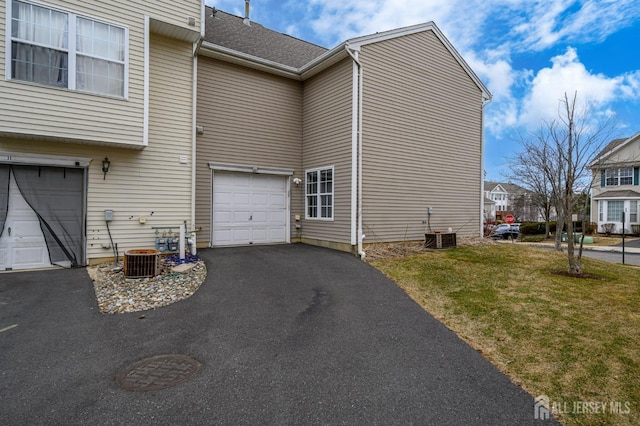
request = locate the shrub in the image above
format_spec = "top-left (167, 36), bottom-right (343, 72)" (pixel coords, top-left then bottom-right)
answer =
top-left (584, 222), bottom-right (598, 235)
top-left (519, 221), bottom-right (556, 236)
top-left (521, 236), bottom-right (545, 242)
top-left (602, 223), bottom-right (616, 236)
top-left (519, 222), bottom-right (544, 236)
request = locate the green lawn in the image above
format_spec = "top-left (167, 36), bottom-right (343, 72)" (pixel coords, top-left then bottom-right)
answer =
top-left (370, 244), bottom-right (640, 426)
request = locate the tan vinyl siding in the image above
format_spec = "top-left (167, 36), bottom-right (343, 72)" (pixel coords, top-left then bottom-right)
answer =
top-left (0, 0), bottom-right (200, 147)
top-left (302, 58), bottom-right (353, 245)
top-left (359, 30), bottom-right (483, 242)
top-left (196, 58), bottom-right (303, 244)
top-left (0, 34), bottom-right (195, 261)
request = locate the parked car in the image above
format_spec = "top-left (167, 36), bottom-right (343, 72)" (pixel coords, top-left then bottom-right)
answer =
top-left (491, 223), bottom-right (520, 240)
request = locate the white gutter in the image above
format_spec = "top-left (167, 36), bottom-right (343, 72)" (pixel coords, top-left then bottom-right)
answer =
top-left (345, 44), bottom-right (365, 259)
top-left (199, 40), bottom-right (349, 81)
top-left (200, 41), bottom-right (300, 79)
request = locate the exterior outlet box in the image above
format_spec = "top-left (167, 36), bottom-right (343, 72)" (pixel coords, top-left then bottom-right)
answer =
top-left (295, 215), bottom-right (301, 221)
top-left (104, 210), bottom-right (113, 221)
top-left (179, 155), bottom-right (188, 164)
top-left (139, 216), bottom-right (146, 224)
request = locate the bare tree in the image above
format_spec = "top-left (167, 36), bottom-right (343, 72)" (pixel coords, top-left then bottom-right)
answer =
top-left (512, 92), bottom-right (615, 275)
top-left (507, 143), bottom-right (556, 239)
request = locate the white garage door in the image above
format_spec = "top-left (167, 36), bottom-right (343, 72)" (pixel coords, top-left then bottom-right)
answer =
top-left (0, 173), bottom-right (52, 270)
top-left (0, 165), bottom-right (85, 271)
top-left (212, 172), bottom-right (288, 246)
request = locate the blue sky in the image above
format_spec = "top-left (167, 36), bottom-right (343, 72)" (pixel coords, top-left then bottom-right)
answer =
top-left (206, 0), bottom-right (640, 181)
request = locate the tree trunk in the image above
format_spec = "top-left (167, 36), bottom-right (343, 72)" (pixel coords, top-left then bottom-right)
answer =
top-left (566, 219), bottom-right (582, 274)
top-left (555, 216), bottom-right (564, 251)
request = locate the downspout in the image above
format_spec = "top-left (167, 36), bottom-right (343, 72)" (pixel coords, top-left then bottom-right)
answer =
top-left (345, 44), bottom-right (365, 259)
top-left (191, 54), bottom-right (198, 232)
top-left (143, 17), bottom-right (150, 146)
top-left (480, 96), bottom-right (492, 237)
top-left (191, 9), bottom-right (204, 234)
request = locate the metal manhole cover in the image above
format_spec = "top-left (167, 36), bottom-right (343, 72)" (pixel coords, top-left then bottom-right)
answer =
top-left (115, 354), bottom-right (201, 392)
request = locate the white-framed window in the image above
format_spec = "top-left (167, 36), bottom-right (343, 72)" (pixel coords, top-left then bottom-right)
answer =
top-left (8, 0), bottom-right (127, 98)
top-left (599, 201), bottom-right (603, 221)
top-left (607, 200), bottom-right (624, 222)
top-left (306, 166), bottom-right (333, 220)
top-left (620, 168), bottom-right (634, 185)
top-left (605, 167), bottom-right (633, 186)
top-left (631, 201), bottom-right (638, 223)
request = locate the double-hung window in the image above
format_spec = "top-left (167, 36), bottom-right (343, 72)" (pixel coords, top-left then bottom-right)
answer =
top-left (9, 0), bottom-right (127, 97)
top-left (306, 167), bottom-right (334, 220)
top-left (599, 201), bottom-right (603, 222)
top-left (605, 167), bottom-right (633, 186)
top-left (607, 201), bottom-right (624, 222)
top-left (620, 168), bottom-right (633, 185)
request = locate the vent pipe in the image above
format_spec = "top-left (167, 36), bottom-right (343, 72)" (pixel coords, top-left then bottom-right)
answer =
top-left (243, 0), bottom-right (251, 26)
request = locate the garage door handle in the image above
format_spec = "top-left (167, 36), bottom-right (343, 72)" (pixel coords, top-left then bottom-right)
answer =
top-left (7, 227), bottom-right (10, 236)
top-left (249, 215), bottom-right (252, 221)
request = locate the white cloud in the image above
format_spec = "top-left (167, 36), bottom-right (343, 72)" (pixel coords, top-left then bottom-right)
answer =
top-left (518, 47), bottom-right (622, 128)
top-left (619, 70), bottom-right (640, 99)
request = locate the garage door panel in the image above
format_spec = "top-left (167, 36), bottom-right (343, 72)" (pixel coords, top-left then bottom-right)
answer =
top-left (212, 172), bottom-right (288, 246)
top-left (269, 211), bottom-right (285, 224)
top-left (269, 194), bottom-right (286, 207)
top-left (215, 191), bottom-right (233, 204)
top-left (252, 193), bottom-right (268, 206)
top-left (232, 228), bottom-right (251, 243)
top-left (214, 229), bottom-right (232, 245)
top-left (269, 228), bottom-right (286, 240)
top-left (12, 220), bottom-right (46, 238)
top-left (232, 211), bottom-right (251, 223)
top-left (12, 246), bottom-right (50, 267)
top-left (251, 228), bottom-right (268, 243)
top-left (213, 211), bottom-right (232, 224)
top-left (251, 211), bottom-right (268, 223)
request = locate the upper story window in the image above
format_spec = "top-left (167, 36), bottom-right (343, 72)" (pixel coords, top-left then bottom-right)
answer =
top-left (605, 167), bottom-right (633, 186)
top-left (306, 167), bottom-right (334, 220)
top-left (9, 0), bottom-right (127, 98)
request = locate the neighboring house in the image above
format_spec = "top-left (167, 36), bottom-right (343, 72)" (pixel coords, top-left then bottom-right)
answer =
top-left (589, 132), bottom-right (640, 234)
top-left (484, 182), bottom-right (509, 218)
top-left (484, 181), bottom-right (542, 222)
top-left (196, 8), bottom-right (491, 255)
top-left (0, 0), bottom-right (203, 269)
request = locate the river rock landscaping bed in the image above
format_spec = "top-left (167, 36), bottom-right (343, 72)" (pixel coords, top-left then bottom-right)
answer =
top-left (88, 255), bottom-right (207, 314)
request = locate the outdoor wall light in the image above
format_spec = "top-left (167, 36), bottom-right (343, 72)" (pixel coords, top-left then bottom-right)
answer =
top-left (102, 157), bottom-right (111, 180)
top-left (293, 177), bottom-right (302, 185)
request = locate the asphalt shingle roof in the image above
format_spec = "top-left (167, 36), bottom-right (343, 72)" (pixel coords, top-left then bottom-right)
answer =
top-left (484, 181), bottom-right (529, 194)
top-left (593, 190), bottom-right (640, 199)
top-left (203, 7), bottom-right (328, 68)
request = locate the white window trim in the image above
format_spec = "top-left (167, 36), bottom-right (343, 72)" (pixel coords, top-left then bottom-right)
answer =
top-left (5, 0), bottom-right (129, 99)
top-left (305, 166), bottom-right (334, 221)
top-left (605, 167), bottom-right (634, 187)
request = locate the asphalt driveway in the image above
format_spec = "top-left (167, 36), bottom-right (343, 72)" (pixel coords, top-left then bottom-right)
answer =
top-left (0, 244), bottom-right (555, 425)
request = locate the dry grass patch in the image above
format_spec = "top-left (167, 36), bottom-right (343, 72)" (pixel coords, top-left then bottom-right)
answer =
top-left (370, 244), bottom-right (640, 426)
